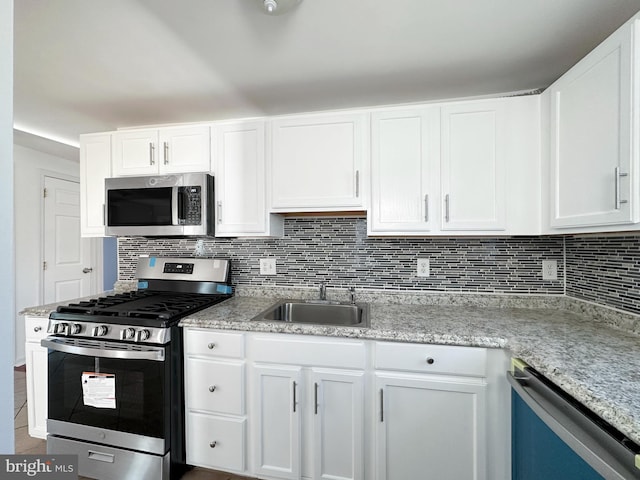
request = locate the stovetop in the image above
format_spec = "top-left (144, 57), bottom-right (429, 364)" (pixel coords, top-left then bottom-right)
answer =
top-left (51, 290), bottom-right (230, 326)
top-left (46, 256), bottom-right (233, 344)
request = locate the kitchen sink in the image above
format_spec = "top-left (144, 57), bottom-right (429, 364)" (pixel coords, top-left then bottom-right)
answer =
top-left (251, 300), bottom-right (369, 327)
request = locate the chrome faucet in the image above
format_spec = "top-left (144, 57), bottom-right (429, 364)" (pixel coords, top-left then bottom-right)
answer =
top-left (319, 282), bottom-right (327, 301)
top-left (349, 286), bottom-right (356, 304)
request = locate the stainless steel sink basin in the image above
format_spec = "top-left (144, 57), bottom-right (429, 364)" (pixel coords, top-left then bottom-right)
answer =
top-left (251, 300), bottom-right (369, 327)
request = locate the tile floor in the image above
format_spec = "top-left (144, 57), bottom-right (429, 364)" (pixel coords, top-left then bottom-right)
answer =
top-left (14, 367), bottom-right (254, 480)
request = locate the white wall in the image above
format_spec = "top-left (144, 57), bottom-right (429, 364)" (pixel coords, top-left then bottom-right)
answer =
top-left (0, 0), bottom-right (14, 453)
top-left (13, 144), bottom-right (79, 365)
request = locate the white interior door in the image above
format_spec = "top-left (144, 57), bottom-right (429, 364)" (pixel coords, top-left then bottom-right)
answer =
top-left (43, 176), bottom-right (93, 303)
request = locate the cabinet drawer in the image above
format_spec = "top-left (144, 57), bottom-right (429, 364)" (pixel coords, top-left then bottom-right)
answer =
top-left (375, 342), bottom-right (487, 377)
top-left (25, 317), bottom-right (49, 342)
top-left (186, 412), bottom-right (245, 473)
top-left (250, 334), bottom-right (366, 369)
top-left (186, 359), bottom-right (244, 415)
top-left (184, 329), bottom-right (244, 358)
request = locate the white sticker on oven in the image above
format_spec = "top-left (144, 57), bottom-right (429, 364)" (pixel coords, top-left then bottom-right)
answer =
top-left (82, 372), bottom-right (116, 409)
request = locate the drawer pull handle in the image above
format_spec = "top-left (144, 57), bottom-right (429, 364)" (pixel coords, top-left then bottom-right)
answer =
top-left (209, 441), bottom-right (217, 448)
top-left (426, 357), bottom-right (435, 365)
top-left (209, 385), bottom-right (217, 392)
top-left (207, 343), bottom-right (216, 349)
top-left (34, 326), bottom-right (42, 332)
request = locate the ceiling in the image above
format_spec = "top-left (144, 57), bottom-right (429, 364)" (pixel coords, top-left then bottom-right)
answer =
top-left (13, 0), bottom-right (640, 158)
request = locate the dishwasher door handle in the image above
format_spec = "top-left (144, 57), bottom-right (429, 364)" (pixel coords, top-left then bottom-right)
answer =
top-left (508, 369), bottom-right (640, 479)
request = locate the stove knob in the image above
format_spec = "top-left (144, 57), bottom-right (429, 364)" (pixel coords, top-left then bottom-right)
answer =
top-left (92, 325), bottom-right (108, 337)
top-left (54, 323), bottom-right (69, 335)
top-left (136, 329), bottom-right (151, 342)
top-left (71, 324), bottom-right (82, 335)
top-left (121, 328), bottom-right (135, 340)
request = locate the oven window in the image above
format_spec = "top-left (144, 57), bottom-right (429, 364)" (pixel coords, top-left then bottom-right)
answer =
top-left (47, 350), bottom-right (170, 439)
top-left (108, 188), bottom-right (173, 226)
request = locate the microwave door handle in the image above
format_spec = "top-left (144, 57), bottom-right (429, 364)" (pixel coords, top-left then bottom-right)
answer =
top-left (172, 187), bottom-right (180, 225)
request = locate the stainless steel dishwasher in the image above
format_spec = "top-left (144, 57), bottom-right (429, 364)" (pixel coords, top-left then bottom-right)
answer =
top-left (508, 359), bottom-right (640, 480)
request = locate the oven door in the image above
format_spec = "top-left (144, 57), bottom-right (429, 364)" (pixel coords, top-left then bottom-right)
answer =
top-left (42, 337), bottom-right (170, 455)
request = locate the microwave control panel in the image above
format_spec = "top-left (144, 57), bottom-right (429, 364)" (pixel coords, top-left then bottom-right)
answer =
top-left (180, 186), bottom-right (201, 225)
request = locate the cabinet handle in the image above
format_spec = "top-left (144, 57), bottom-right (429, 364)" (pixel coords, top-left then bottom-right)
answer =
top-left (208, 385), bottom-right (217, 392)
top-left (292, 381), bottom-right (298, 413)
top-left (426, 357), bottom-right (435, 365)
top-left (314, 382), bottom-right (319, 415)
top-left (355, 170), bottom-right (360, 198)
top-left (424, 194), bottom-right (429, 222)
top-left (33, 326), bottom-right (42, 332)
top-left (444, 194), bottom-right (450, 222)
top-left (149, 143), bottom-right (155, 165)
top-left (380, 388), bottom-right (384, 422)
top-left (163, 142), bottom-right (169, 165)
top-left (217, 201), bottom-right (222, 223)
top-left (209, 441), bottom-right (217, 448)
top-left (207, 342), bottom-right (216, 349)
top-left (615, 167), bottom-right (628, 210)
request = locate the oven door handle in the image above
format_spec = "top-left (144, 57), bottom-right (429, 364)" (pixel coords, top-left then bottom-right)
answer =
top-left (41, 338), bottom-right (165, 362)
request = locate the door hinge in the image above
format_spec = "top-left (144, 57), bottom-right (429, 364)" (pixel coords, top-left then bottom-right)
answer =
top-left (43, 188), bottom-right (47, 198)
top-left (43, 261), bottom-right (47, 271)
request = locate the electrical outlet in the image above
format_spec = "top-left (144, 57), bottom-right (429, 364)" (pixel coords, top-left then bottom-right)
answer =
top-left (193, 239), bottom-right (205, 257)
top-left (542, 260), bottom-right (558, 280)
top-left (417, 258), bottom-right (430, 277)
top-left (259, 258), bottom-right (277, 275)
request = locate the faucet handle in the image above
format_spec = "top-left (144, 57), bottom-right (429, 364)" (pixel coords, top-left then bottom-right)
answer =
top-left (349, 286), bottom-right (356, 304)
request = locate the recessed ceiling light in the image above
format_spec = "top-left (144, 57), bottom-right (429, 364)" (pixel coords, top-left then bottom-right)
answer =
top-left (262, 0), bottom-right (302, 16)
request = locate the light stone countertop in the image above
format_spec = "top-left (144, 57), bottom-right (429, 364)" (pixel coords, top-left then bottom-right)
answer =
top-left (180, 287), bottom-right (640, 446)
top-left (21, 285), bottom-right (640, 446)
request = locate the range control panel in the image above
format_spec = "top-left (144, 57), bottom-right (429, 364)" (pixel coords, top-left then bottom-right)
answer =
top-left (163, 262), bottom-right (194, 274)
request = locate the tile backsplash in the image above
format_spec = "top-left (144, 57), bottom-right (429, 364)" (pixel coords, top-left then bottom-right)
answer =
top-left (118, 217), bottom-right (565, 295)
top-left (566, 234), bottom-right (640, 315)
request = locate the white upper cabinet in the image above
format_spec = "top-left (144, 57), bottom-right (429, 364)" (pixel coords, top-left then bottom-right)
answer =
top-left (80, 132), bottom-right (111, 237)
top-left (369, 96), bottom-right (540, 235)
top-left (440, 100), bottom-right (507, 231)
top-left (212, 121), bottom-right (283, 237)
top-left (112, 125), bottom-right (210, 176)
top-left (369, 108), bottom-right (439, 234)
top-left (270, 112), bottom-right (368, 211)
top-left (548, 18), bottom-right (638, 230)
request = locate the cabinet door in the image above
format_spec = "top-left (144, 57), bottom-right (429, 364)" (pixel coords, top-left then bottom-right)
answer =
top-left (549, 21), bottom-right (635, 228)
top-left (213, 121), bottom-right (275, 236)
top-left (440, 101), bottom-right (507, 231)
top-left (253, 364), bottom-right (302, 480)
top-left (80, 133), bottom-right (111, 237)
top-left (270, 113), bottom-right (367, 211)
top-left (159, 125), bottom-right (210, 174)
top-left (311, 369), bottom-right (364, 480)
top-left (375, 373), bottom-right (487, 480)
top-left (112, 129), bottom-right (159, 176)
top-left (369, 108), bottom-right (439, 234)
top-left (25, 340), bottom-right (48, 439)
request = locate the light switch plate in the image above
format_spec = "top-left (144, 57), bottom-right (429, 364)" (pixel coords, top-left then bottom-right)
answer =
top-left (260, 258), bottom-right (277, 275)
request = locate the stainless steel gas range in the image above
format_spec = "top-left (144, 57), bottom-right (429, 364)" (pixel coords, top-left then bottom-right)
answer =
top-left (42, 256), bottom-right (232, 480)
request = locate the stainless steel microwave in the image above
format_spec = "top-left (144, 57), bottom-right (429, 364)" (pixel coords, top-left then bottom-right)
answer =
top-left (104, 173), bottom-right (214, 237)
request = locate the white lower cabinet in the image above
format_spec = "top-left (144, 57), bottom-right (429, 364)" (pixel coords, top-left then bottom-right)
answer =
top-left (183, 331), bottom-right (509, 480)
top-left (250, 334), bottom-right (366, 480)
top-left (24, 316), bottom-right (49, 439)
top-left (184, 329), bottom-right (247, 474)
top-left (253, 364), bottom-right (302, 479)
top-left (374, 373), bottom-right (486, 480)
